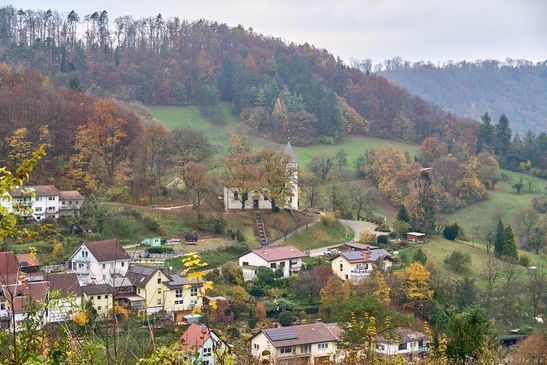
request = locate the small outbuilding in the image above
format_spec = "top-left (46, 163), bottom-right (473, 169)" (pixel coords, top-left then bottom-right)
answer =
top-left (142, 237), bottom-right (162, 247)
top-left (406, 232), bottom-right (426, 243)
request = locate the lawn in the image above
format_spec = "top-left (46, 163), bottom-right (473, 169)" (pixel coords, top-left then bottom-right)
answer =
top-left (148, 104), bottom-right (419, 168)
top-left (440, 169), bottom-right (546, 233)
top-left (398, 236), bottom-right (546, 285)
top-left (286, 222), bottom-right (353, 251)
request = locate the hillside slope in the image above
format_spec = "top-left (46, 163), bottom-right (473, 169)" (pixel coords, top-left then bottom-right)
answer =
top-left (379, 59), bottom-right (547, 134)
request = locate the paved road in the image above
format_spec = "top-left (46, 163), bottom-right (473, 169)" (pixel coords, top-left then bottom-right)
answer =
top-left (307, 219), bottom-right (378, 257)
top-left (270, 219), bottom-right (319, 246)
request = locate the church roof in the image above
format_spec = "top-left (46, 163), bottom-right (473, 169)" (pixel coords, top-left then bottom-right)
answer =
top-left (284, 142), bottom-right (297, 163)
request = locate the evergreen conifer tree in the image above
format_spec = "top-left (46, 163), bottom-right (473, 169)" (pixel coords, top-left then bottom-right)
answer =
top-left (494, 220), bottom-right (504, 257)
top-left (501, 224), bottom-right (518, 261)
top-left (397, 204), bottom-right (410, 223)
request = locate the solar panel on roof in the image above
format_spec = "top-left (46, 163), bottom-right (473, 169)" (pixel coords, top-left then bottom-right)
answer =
top-left (267, 328), bottom-right (298, 341)
top-left (343, 251), bottom-right (364, 260)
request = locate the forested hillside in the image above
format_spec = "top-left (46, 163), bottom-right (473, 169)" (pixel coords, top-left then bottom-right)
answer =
top-left (378, 58), bottom-right (547, 134)
top-left (0, 6), bottom-right (476, 147)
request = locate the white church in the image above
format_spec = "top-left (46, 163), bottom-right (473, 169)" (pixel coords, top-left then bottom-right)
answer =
top-left (223, 142), bottom-right (299, 211)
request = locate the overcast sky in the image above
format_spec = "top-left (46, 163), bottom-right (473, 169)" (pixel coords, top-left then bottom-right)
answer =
top-left (4, 0), bottom-right (546, 63)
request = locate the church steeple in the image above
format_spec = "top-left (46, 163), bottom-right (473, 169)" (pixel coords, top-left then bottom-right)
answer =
top-left (284, 142), bottom-right (297, 163)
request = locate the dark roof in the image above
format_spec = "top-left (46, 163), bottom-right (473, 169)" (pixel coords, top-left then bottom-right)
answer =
top-left (10, 185), bottom-right (60, 197)
top-left (345, 242), bottom-right (378, 251)
top-left (163, 273), bottom-right (202, 289)
top-left (181, 323), bottom-right (213, 350)
top-left (2, 282), bottom-right (49, 313)
top-left (82, 284), bottom-right (114, 295)
top-left (59, 191), bottom-right (84, 200)
top-left (249, 246), bottom-right (306, 262)
top-left (0, 252), bottom-right (19, 285)
top-left (337, 249), bottom-right (393, 263)
top-left (84, 240), bottom-right (130, 262)
top-left (126, 265), bottom-right (157, 288)
top-left (48, 272), bottom-right (83, 297)
top-left (262, 323), bottom-right (339, 347)
top-left (284, 142), bottom-right (297, 163)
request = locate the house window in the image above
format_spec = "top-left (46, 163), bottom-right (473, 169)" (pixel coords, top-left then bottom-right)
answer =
top-left (234, 192), bottom-right (239, 200)
top-left (203, 347), bottom-right (212, 357)
top-left (48, 196), bottom-right (55, 201)
top-left (253, 344), bottom-right (259, 350)
top-left (35, 207), bottom-right (42, 212)
top-left (270, 263), bottom-right (276, 269)
top-left (121, 262), bottom-right (125, 267)
top-left (280, 347), bottom-right (292, 354)
top-left (280, 261), bottom-right (286, 268)
top-left (102, 275), bottom-right (106, 280)
top-left (242, 261), bottom-right (249, 266)
top-left (203, 361), bottom-right (209, 365)
top-left (89, 296), bottom-right (94, 301)
top-left (175, 289), bottom-right (183, 298)
top-left (339, 263), bottom-right (343, 271)
top-left (157, 299), bottom-right (162, 305)
top-left (418, 340), bottom-right (424, 348)
top-left (398, 343), bottom-right (408, 351)
top-left (78, 263), bottom-right (84, 269)
top-left (318, 343), bottom-right (329, 350)
top-left (157, 288), bottom-right (161, 294)
top-left (345, 275), bottom-right (348, 280)
top-left (0, 303), bottom-right (5, 310)
top-left (377, 344), bottom-right (385, 351)
top-left (97, 306), bottom-right (102, 311)
top-left (35, 197), bottom-right (41, 201)
top-left (190, 287), bottom-right (198, 297)
top-left (300, 344), bottom-right (311, 353)
top-left (102, 264), bottom-right (106, 269)
top-left (157, 278), bottom-right (161, 284)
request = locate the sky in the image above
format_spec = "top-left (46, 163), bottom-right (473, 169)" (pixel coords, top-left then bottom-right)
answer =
top-left (3, 0), bottom-right (546, 64)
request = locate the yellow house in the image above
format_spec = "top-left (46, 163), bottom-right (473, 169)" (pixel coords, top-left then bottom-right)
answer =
top-left (162, 272), bottom-right (203, 324)
top-left (126, 265), bottom-right (170, 314)
top-left (331, 248), bottom-right (394, 284)
top-left (82, 284), bottom-right (114, 317)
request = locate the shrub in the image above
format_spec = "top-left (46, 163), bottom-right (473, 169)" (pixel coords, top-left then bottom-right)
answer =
top-left (146, 246), bottom-right (174, 254)
top-left (377, 235), bottom-right (389, 245)
top-left (376, 223), bottom-right (391, 232)
top-left (278, 310), bottom-right (296, 326)
top-left (443, 251), bottom-right (471, 274)
top-left (518, 254), bottom-right (531, 267)
top-left (358, 229), bottom-right (376, 244)
top-left (226, 327), bottom-right (240, 338)
top-left (320, 212), bottom-right (337, 226)
top-left (443, 223), bottom-right (460, 241)
top-left (532, 196), bottom-right (547, 213)
top-left (413, 248), bottom-right (427, 265)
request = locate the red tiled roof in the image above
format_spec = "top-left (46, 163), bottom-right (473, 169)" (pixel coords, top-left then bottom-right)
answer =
top-left (2, 281), bottom-right (49, 313)
top-left (0, 252), bottom-right (19, 285)
top-left (84, 239), bottom-right (130, 262)
top-left (16, 253), bottom-right (41, 267)
top-left (59, 191), bottom-right (84, 200)
top-left (181, 323), bottom-right (212, 350)
top-left (250, 246), bottom-right (306, 262)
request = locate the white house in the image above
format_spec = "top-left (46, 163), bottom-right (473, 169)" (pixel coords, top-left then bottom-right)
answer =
top-left (181, 323), bottom-right (229, 365)
top-left (224, 142), bottom-right (298, 211)
top-left (376, 328), bottom-right (429, 358)
top-left (46, 272), bottom-right (83, 323)
top-left (238, 246), bottom-right (306, 281)
top-left (251, 322), bottom-right (341, 365)
top-left (331, 247), bottom-right (394, 284)
top-left (0, 185), bottom-right (84, 221)
top-left (68, 239), bottom-right (131, 286)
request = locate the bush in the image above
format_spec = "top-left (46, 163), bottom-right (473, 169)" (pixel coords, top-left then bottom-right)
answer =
top-left (365, 213), bottom-right (385, 225)
top-left (443, 251), bottom-right (471, 274)
top-left (518, 254), bottom-right (531, 267)
top-left (278, 310), bottom-right (296, 326)
top-left (376, 223), bottom-right (391, 232)
top-left (320, 212), bottom-right (337, 226)
top-left (377, 235), bottom-right (389, 245)
top-left (443, 223), bottom-right (460, 241)
top-left (358, 229), bottom-right (376, 244)
top-left (146, 246), bottom-right (174, 254)
top-left (532, 196), bottom-right (547, 213)
top-left (226, 327), bottom-right (240, 338)
top-left (413, 248), bottom-right (427, 265)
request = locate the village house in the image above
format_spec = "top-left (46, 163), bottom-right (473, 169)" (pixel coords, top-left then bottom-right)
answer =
top-left (125, 265), bottom-right (170, 314)
top-left (238, 246), bottom-right (306, 281)
top-left (181, 323), bottom-right (229, 365)
top-left (162, 271), bottom-right (203, 324)
top-left (16, 253), bottom-right (41, 273)
top-left (82, 284), bottom-right (115, 317)
top-left (375, 328), bottom-right (429, 358)
top-left (406, 232), bottom-right (426, 243)
top-left (0, 185), bottom-right (84, 221)
top-left (331, 247), bottom-right (394, 284)
top-left (224, 142), bottom-right (298, 211)
top-left (68, 239), bottom-right (131, 286)
top-left (251, 322), bottom-right (341, 365)
top-left (46, 272), bottom-right (83, 323)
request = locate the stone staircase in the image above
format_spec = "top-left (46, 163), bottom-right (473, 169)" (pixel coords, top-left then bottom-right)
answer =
top-left (254, 211), bottom-right (269, 246)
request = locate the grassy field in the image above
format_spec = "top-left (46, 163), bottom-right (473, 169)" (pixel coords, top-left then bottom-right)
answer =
top-left (440, 169), bottom-right (546, 233)
top-left (148, 105), bottom-right (418, 168)
top-left (399, 236), bottom-right (546, 285)
top-left (286, 222), bottom-right (353, 251)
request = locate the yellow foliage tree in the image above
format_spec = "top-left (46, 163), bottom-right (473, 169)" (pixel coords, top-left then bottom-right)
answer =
top-left (404, 262), bottom-right (433, 311)
top-left (372, 272), bottom-right (391, 304)
top-left (358, 229), bottom-right (376, 244)
top-left (73, 310), bottom-right (90, 326)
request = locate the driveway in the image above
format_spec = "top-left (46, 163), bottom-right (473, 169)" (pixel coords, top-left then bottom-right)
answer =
top-left (339, 219), bottom-right (378, 242)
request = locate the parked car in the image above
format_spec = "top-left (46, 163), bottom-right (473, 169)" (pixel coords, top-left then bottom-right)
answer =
top-left (323, 248), bottom-right (340, 256)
